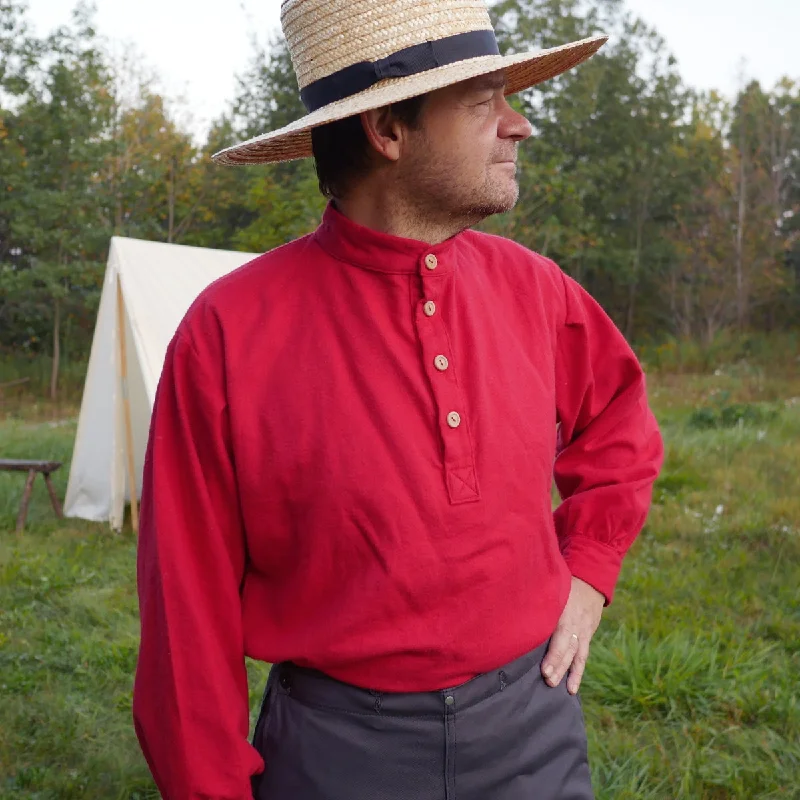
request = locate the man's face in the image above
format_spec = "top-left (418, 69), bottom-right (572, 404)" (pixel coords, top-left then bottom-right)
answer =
top-left (397, 71), bottom-right (533, 225)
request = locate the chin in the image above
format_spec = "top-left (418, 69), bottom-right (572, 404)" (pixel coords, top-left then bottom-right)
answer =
top-left (467, 187), bottom-right (519, 219)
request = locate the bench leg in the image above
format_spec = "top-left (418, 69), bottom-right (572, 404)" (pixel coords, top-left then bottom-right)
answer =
top-left (44, 473), bottom-right (64, 519)
top-left (16, 469), bottom-right (37, 532)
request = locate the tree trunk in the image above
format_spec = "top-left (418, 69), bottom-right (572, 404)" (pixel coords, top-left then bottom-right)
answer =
top-left (625, 245), bottom-right (641, 343)
top-left (625, 197), bottom-right (647, 342)
top-left (668, 265), bottom-right (678, 333)
top-left (625, 279), bottom-right (637, 342)
top-left (735, 128), bottom-right (747, 330)
top-left (541, 228), bottom-right (551, 258)
top-left (50, 297), bottom-right (61, 402)
top-left (683, 278), bottom-right (693, 340)
top-left (705, 313), bottom-right (720, 346)
top-left (168, 156), bottom-right (176, 243)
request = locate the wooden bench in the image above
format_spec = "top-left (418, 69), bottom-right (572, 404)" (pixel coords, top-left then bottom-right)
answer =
top-left (0, 460), bottom-right (64, 532)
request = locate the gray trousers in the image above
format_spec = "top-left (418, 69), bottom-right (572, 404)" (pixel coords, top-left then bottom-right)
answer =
top-left (251, 640), bottom-right (594, 799)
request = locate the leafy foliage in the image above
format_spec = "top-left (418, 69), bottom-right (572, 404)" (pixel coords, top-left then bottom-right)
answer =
top-left (0, 0), bottom-right (798, 381)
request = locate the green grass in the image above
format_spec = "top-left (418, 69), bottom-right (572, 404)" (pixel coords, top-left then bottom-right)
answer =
top-left (1, 363), bottom-right (799, 798)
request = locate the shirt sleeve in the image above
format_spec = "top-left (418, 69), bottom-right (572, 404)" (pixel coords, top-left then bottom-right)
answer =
top-left (133, 321), bottom-right (264, 799)
top-left (552, 271), bottom-right (664, 605)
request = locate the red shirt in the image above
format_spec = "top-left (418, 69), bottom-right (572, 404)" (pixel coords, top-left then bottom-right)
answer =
top-left (133, 203), bottom-right (663, 799)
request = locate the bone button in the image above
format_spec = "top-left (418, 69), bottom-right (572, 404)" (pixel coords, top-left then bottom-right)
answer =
top-left (447, 411), bottom-right (461, 429)
top-left (423, 301), bottom-right (436, 317)
top-left (434, 355), bottom-right (449, 371)
top-left (424, 254), bottom-right (438, 270)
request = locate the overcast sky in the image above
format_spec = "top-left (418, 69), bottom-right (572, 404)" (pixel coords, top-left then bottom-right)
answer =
top-left (25, 0), bottom-right (800, 138)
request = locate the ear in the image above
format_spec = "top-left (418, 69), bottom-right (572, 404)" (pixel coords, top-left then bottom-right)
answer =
top-left (360, 107), bottom-right (406, 162)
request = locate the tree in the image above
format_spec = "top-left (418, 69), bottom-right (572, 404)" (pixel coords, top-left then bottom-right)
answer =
top-left (487, 0), bottom-right (688, 338)
top-left (665, 86), bottom-right (792, 341)
top-left (0, 0), bottom-right (30, 94)
top-left (1, 257), bottom-right (102, 398)
top-left (729, 79), bottom-right (795, 330)
top-left (176, 116), bottom-right (258, 250)
top-left (192, 34), bottom-right (325, 254)
top-left (667, 98), bottom-right (737, 341)
top-left (1, 0), bottom-right (798, 370)
top-left (100, 90), bottom-right (198, 243)
top-left (1, 3), bottom-right (113, 397)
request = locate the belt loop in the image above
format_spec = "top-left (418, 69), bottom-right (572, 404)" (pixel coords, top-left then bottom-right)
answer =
top-left (278, 664), bottom-right (292, 695)
top-left (369, 689), bottom-right (383, 714)
top-left (443, 692), bottom-right (456, 798)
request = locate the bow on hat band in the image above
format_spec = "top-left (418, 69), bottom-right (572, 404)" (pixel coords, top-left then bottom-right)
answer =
top-left (300, 29), bottom-right (501, 113)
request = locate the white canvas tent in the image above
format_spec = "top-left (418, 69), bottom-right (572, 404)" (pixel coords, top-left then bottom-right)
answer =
top-left (64, 236), bottom-right (256, 530)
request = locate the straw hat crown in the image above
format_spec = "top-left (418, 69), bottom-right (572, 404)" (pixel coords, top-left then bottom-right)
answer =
top-left (282, 0), bottom-right (495, 91)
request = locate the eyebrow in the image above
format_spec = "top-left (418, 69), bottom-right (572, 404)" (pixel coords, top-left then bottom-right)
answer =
top-left (470, 73), bottom-right (507, 92)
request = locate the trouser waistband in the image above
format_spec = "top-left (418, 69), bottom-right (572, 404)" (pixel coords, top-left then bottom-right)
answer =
top-left (272, 639), bottom-right (550, 717)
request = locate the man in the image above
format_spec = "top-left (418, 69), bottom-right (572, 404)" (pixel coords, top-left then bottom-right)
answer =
top-left (133, 1), bottom-right (664, 798)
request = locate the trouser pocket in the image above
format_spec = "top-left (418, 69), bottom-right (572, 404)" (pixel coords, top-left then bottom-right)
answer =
top-left (251, 665), bottom-right (281, 796)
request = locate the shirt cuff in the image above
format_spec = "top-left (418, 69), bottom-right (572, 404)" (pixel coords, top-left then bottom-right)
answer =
top-left (560, 534), bottom-right (625, 606)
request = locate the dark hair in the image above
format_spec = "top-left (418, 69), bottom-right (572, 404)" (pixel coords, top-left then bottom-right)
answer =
top-left (311, 94), bottom-right (428, 199)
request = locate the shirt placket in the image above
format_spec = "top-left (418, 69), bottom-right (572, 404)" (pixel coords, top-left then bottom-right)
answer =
top-left (415, 252), bottom-right (480, 505)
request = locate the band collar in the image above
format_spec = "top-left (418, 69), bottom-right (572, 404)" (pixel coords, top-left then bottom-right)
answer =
top-left (314, 202), bottom-right (462, 276)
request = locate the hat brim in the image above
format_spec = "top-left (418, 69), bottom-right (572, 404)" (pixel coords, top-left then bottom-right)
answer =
top-left (212, 35), bottom-right (608, 166)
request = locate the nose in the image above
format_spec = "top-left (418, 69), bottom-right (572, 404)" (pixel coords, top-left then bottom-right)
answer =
top-left (498, 97), bottom-right (533, 142)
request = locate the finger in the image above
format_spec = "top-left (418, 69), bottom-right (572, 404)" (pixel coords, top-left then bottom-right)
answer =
top-left (550, 632), bottom-right (580, 687)
top-left (566, 641), bottom-right (590, 695)
top-left (542, 629), bottom-right (579, 687)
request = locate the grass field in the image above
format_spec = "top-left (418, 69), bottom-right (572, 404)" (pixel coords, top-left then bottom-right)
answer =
top-left (1, 361), bottom-right (799, 799)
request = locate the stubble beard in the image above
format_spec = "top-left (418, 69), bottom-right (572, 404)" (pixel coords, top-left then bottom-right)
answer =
top-left (465, 172), bottom-right (520, 221)
top-left (400, 146), bottom-right (520, 234)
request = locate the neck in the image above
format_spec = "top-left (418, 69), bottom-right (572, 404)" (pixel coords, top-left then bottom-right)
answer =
top-left (334, 181), bottom-right (472, 245)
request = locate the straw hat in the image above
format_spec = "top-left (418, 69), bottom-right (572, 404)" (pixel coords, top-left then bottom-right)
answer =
top-left (213, 0), bottom-right (607, 166)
